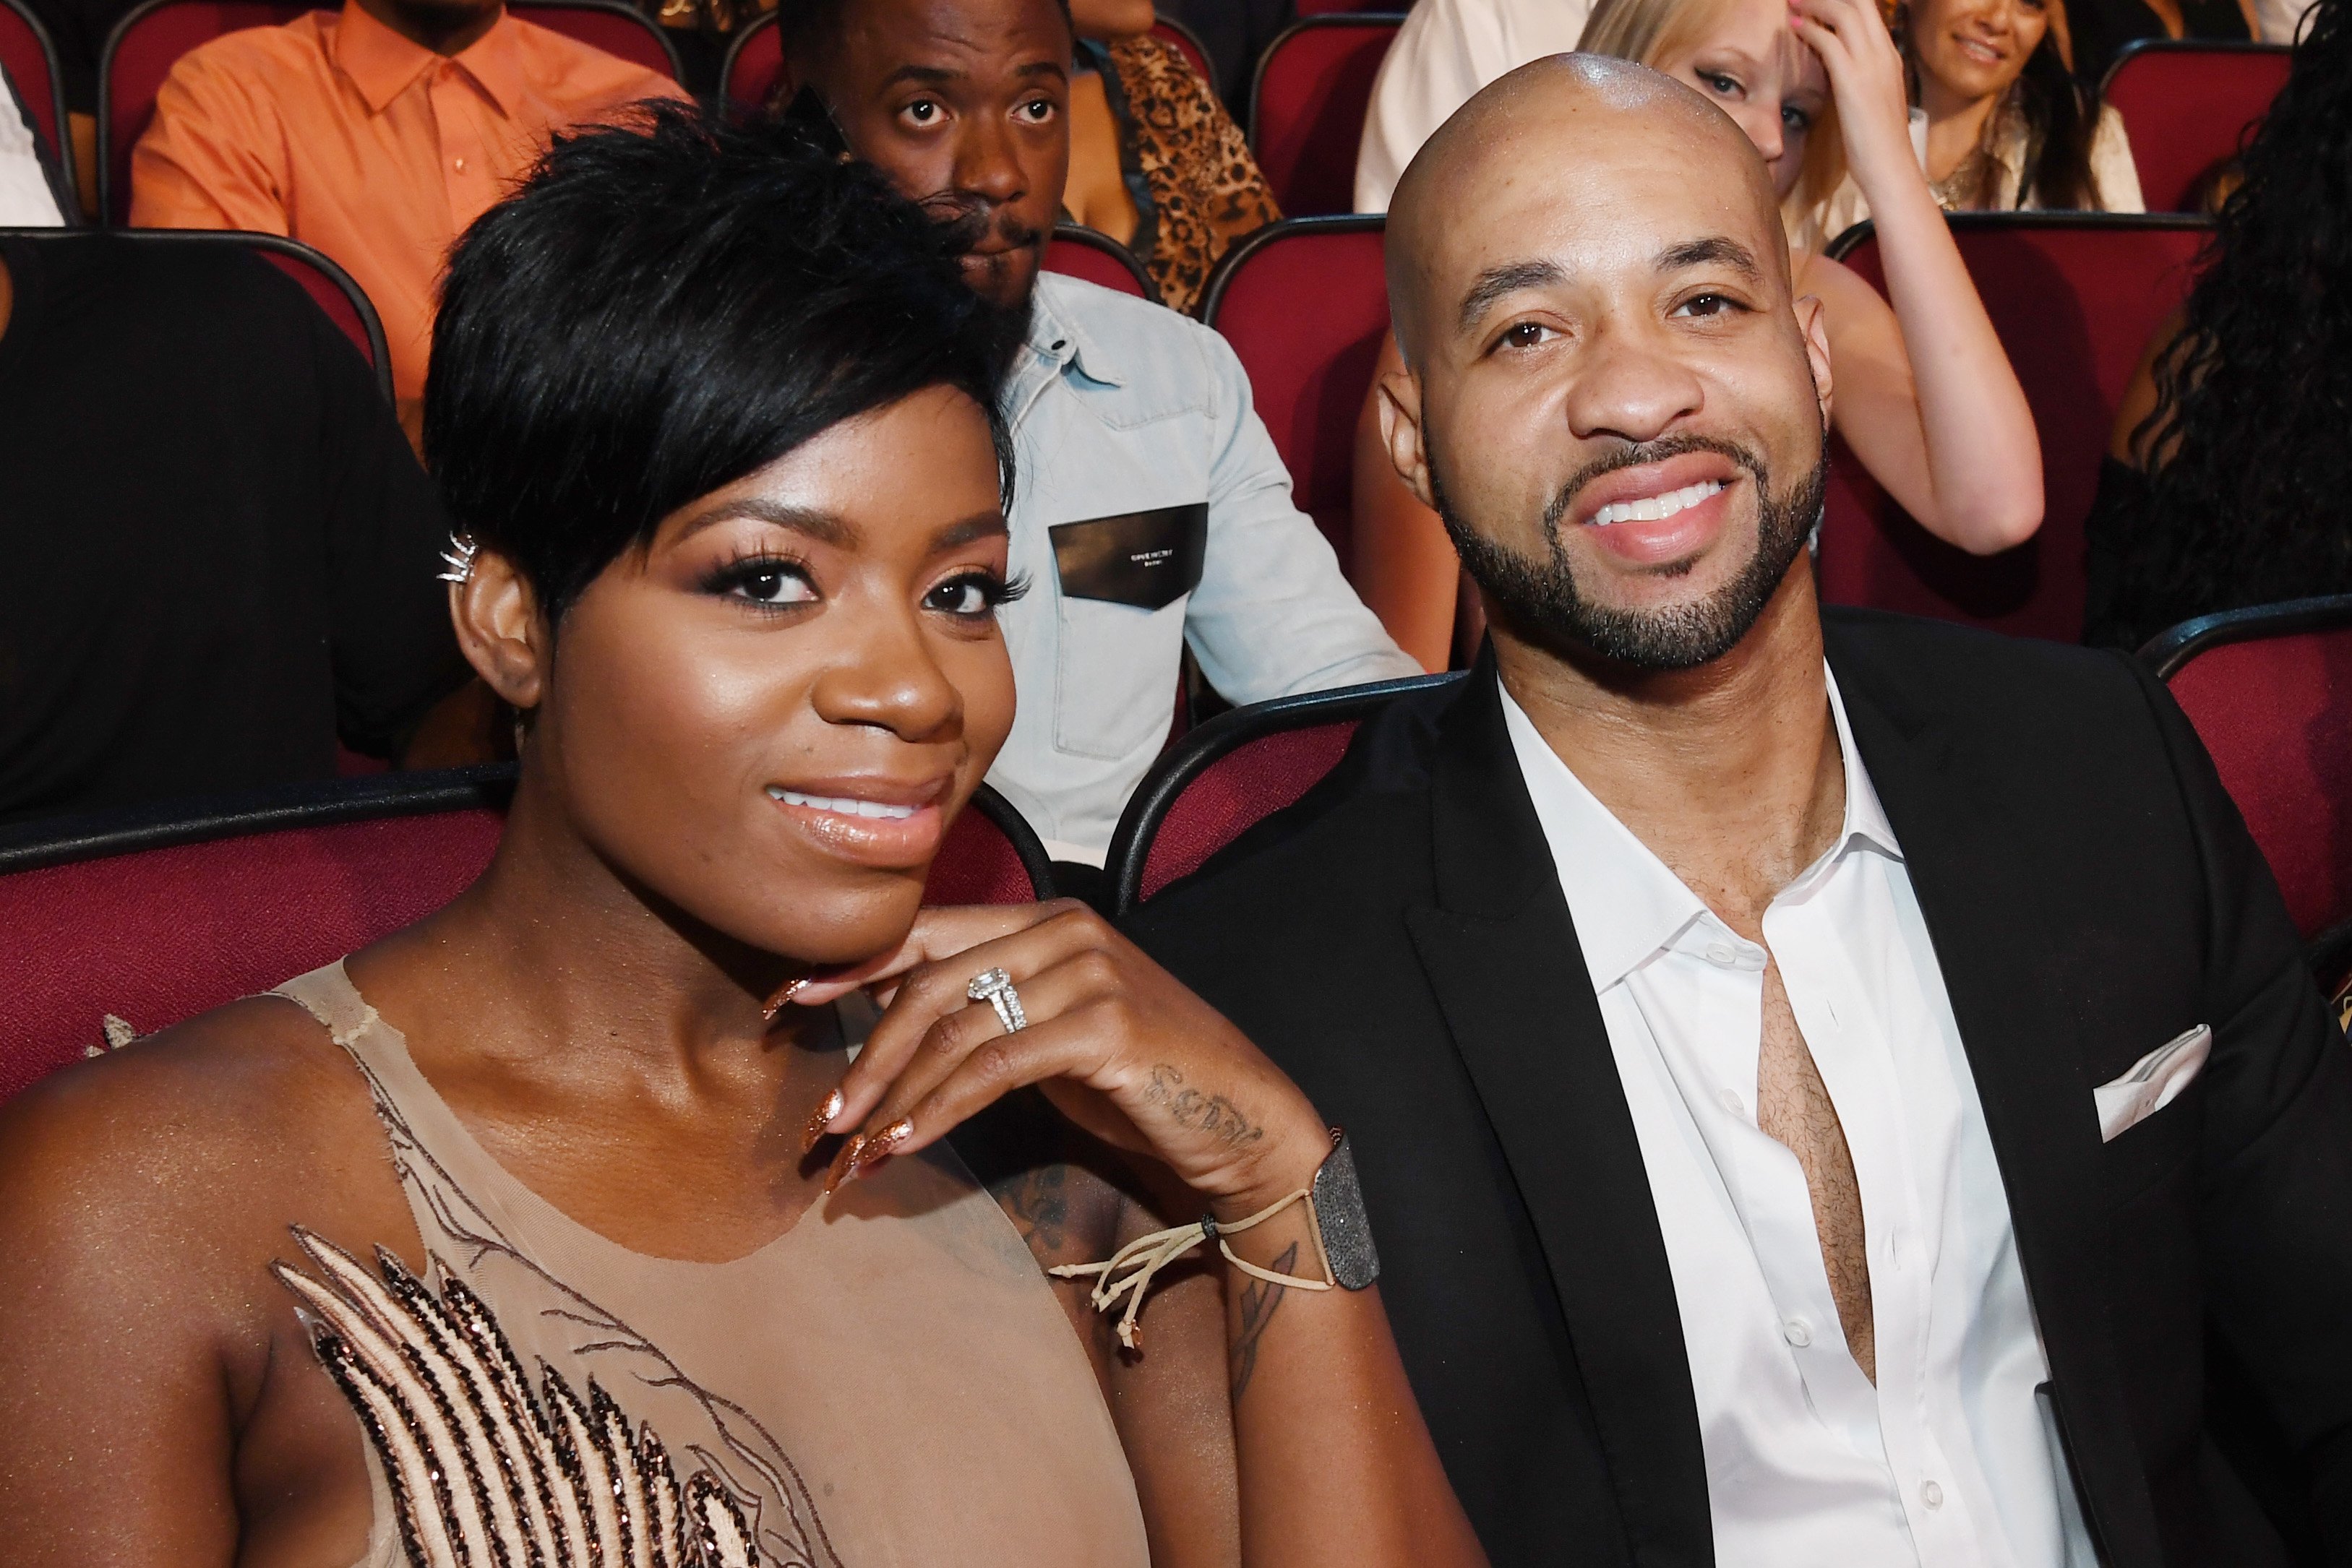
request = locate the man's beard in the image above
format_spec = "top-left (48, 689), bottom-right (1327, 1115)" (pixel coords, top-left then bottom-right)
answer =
top-left (1429, 428), bottom-right (1828, 671)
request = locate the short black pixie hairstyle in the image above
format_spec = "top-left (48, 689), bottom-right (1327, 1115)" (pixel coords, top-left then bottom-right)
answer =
top-left (425, 102), bottom-right (1019, 622)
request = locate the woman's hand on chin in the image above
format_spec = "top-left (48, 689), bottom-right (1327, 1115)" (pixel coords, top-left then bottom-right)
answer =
top-left (791, 903), bottom-right (1331, 1213)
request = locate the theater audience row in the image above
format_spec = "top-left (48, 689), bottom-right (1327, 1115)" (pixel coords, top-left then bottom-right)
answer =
top-left (1359, 0), bottom-right (2149, 216)
top-left (2, 0), bottom-right (2346, 840)
top-left (4, 61), bottom-right (2349, 1568)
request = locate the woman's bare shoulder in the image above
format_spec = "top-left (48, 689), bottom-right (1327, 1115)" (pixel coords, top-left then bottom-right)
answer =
top-left (0, 992), bottom-right (398, 1283)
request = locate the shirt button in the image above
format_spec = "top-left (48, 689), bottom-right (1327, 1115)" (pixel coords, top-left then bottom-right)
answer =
top-left (452, 157), bottom-right (467, 171)
top-left (1717, 1089), bottom-right (1745, 1117)
top-left (1920, 1479), bottom-right (1945, 1509)
top-left (1782, 1317), bottom-right (1812, 1348)
top-left (1704, 942), bottom-right (1737, 966)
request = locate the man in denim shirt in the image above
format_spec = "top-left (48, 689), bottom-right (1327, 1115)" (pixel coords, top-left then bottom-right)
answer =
top-left (782, 0), bottom-right (1417, 870)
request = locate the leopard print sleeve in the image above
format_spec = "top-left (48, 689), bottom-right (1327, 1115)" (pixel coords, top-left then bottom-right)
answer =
top-left (1107, 35), bottom-right (1283, 315)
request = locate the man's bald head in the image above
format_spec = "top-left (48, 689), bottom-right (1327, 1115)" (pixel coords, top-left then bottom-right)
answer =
top-left (1387, 54), bottom-right (1786, 364)
top-left (1366, 49), bottom-right (1833, 676)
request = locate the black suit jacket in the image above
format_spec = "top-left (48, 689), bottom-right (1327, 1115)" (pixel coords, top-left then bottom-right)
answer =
top-left (1126, 609), bottom-right (2352, 1567)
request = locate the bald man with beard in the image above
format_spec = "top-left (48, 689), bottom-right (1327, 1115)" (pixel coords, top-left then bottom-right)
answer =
top-left (1127, 55), bottom-right (2352, 1568)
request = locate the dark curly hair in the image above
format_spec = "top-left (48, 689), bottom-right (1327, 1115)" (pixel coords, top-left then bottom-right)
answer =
top-left (2101, 0), bottom-right (2352, 640)
top-left (425, 101), bottom-right (1019, 623)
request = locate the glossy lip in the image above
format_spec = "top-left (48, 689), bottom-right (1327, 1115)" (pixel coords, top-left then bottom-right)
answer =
top-left (1566, 452), bottom-right (1745, 569)
top-left (765, 772), bottom-right (953, 871)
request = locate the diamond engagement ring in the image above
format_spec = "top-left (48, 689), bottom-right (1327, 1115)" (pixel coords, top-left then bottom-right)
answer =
top-left (967, 966), bottom-right (1028, 1034)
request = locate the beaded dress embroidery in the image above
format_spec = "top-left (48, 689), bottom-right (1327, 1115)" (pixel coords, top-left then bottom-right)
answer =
top-left (271, 962), bottom-right (1149, 1568)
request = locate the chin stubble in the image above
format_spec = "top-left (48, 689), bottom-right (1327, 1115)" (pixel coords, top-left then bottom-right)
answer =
top-left (1430, 426), bottom-right (1829, 672)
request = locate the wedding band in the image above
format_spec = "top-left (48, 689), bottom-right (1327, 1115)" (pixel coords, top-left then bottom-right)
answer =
top-left (966, 966), bottom-right (1028, 1034)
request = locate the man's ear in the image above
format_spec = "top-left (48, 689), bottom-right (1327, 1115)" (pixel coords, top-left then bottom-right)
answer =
top-left (1793, 293), bottom-right (1834, 426)
top-left (1377, 340), bottom-right (1439, 512)
top-left (450, 548), bottom-right (549, 714)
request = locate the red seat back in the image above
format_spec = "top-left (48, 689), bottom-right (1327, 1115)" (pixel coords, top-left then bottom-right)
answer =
top-left (1246, 14), bottom-right (1398, 217)
top-left (1151, 16), bottom-right (1212, 84)
top-left (101, 0), bottom-right (680, 222)
top-left (1044, 221), bottom-right (1154, 300)
top-left (2102, 40), bottom-right (2291, 213)
top-left (2146, 597), bottom-right (2352, 944)
top-left (248, 233), bottom-right (387, 387)
top-left (1107, 672), bottom-right (1456, 913)
top-left (1, 0), bottom-right (64, 172)
top-left (1818, 214), bottom-right (2210, 642)
top-left (721, 7), bottom-right (778, 117)
top-left (1, 776), bottom-right (1051, 1104)
top-left (1201, 215), bottom-right (1385, 573)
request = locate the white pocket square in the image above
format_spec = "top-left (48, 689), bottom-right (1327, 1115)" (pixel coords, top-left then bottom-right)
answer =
top-left (2095, 1025), bottom-right (2212, 1143)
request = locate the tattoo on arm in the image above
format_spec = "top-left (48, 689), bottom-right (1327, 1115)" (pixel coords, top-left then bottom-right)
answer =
top-left (1141, 1064), bottom-right (1266, 1155)
top-left (1229, 1241), bottom-right (1297, 1403)
top-left (990, 1163), bottom-right (1072, 1256)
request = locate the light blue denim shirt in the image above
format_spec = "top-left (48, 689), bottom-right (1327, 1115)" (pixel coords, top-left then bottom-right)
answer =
top-left (984, 274), bottom-right (1417, 864)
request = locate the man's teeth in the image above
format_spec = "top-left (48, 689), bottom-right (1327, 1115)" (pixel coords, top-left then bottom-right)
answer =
top-left (767, 788), bottom-right (917, 821)
top-left (1591, 479), bottom-right (1725, 527)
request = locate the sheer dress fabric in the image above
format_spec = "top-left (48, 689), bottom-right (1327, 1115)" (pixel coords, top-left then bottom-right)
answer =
top-left (272, 961), bottom-right (1151, 1568)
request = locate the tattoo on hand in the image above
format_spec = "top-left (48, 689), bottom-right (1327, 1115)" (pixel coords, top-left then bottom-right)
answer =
top-left (1141, 1064), bottom-right (1265, 1154)
top-left (1229, 1241), bottom-right (1296, 1403)
top-left (991, 1163), bottom-right (1071, 1254)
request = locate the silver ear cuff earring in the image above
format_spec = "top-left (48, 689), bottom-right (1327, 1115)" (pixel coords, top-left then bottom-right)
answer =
top-left (438, 533), bottom-right (479, 585)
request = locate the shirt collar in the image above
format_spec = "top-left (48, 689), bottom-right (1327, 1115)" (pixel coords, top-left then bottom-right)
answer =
top-left (1023, 274), bottom-right (1131, 389)
top-left (334, 0), bottom-right (525, 118)
top-left (1499, 663), bottom-right (1904, 994)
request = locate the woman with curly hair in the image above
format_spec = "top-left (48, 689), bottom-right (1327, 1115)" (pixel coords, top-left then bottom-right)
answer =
top-left (2085, 0), bottom-right (2352, 650)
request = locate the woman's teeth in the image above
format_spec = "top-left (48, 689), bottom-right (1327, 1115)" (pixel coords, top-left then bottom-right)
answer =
top-left (768, 788), bottom-right (917, 821)
top-left (1592, 480), bottom-right (1724, 527)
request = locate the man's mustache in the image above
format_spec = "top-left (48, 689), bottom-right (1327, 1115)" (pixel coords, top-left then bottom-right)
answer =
top-left (922, 197), bottom-right (1045, 256)
top-left (1541, 434), bottom-right (1771, 538)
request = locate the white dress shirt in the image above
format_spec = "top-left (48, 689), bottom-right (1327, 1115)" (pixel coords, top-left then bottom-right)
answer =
top-left (1352, 0), bottom-right (1593, 213)
top-left (0, 77), bottom-right (62, 227)
top-left (984, 275), bottom-right (1417, 864)
top-left (1500, 673), bottom-right (2095, 1568)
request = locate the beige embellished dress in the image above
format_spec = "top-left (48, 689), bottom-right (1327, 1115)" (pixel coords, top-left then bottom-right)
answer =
top-left (270, 961), bottom-right (1151, 1568)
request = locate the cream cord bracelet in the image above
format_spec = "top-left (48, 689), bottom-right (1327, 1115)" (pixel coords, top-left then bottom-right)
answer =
top-left (1049, 1184), bottom-right (1336, 1351)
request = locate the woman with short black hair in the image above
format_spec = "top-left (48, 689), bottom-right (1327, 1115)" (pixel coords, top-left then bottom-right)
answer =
top-left (0, 104), bottom-right (1482, 1568)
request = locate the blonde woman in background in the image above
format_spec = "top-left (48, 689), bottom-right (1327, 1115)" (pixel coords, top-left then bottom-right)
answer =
top-left (1351, 0), bottom-right (2045, 670)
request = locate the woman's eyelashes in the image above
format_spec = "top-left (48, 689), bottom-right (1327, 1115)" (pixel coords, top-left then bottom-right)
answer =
top-left (705, 551), bottom-right (820, 612)
top-left (925, 568), bottom-right (1029, 620)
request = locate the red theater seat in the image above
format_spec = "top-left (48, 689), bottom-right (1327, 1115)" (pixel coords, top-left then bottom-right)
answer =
top-left (2102, 40), bottom-right (2291, 214)
top-left (0, 228), bottom-right (392, 400)
top-left (1, 0), bottom-right (66, 180)
top-left (0, 773), bottom-right (1052, 1105)
top-left (1151, 15), bottom-right (1213, 84)
top-left (1201, 214), bottom-right (1385, 574)
top-left (1819, 213), bottom-right (2210, 642)
top-left (2142, 595), bottom-right (2352, 957)
top-left (1107, 672), bottom-right (1456, 914)
top-left (1247, 14), bottom-right (1399, 216)
top-left (100, 0), bottom-right (682, 223)
top-left (722, 7), bottom-right (778, 117)
top-left (1044, 222), bottom-right (1156, 300)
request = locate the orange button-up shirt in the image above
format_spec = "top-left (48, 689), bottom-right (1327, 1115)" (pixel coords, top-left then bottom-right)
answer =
top-left (131, 2), bottom-right (683, 436)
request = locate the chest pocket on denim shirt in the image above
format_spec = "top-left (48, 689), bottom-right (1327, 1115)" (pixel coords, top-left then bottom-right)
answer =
top-left (1050, 503), bottom-right (1206, 760)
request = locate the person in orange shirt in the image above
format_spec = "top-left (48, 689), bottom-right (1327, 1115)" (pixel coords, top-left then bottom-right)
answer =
top-left (129, 0), bottom-right (684, 442)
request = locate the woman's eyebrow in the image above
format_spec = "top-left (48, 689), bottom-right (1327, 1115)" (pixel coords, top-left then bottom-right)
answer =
top-left (674, 498), bottom-right (859, 549)
top-left (930, 512), bottom-right (1010, 555)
